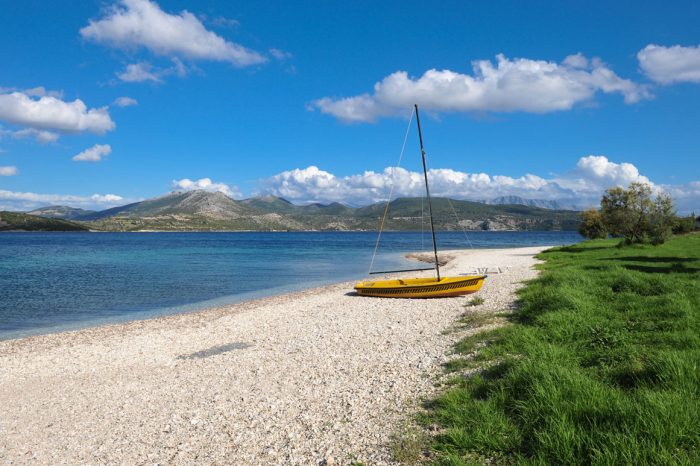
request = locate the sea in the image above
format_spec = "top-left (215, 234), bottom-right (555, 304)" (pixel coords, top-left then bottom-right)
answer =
top-left (0, 231), bottom-right (582, 340)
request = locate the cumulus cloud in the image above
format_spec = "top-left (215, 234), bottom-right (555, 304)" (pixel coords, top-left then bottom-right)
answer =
top-left (0, 90), bottom-right (115, 139)
top-left (260, 165), bottom-right (573, 205)
top-left (258, 156), bottom-right (700, 212)
top-left (313, 53), bottom-right (650, 122)
top-left (638, 44), bottom-right (700, 84)
top-left (113, 96), bottom-right (138, 107)
top-left (0, 166), bottom-right (17, 176)
top-left (172, 177), bottom-right (242, 198)
top-left (73, 144), bottom-right (112, 162)
top-left (81, 0), bottom-right (266, 67)
top-left (0, 189), bottom-right (125, 211)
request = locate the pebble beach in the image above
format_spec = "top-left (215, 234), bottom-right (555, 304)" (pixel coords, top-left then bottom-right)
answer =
top-left (0, 246), bottom-right (548, 465)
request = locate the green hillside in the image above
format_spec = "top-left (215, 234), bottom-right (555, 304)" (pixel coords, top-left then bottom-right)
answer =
top-left (0, 211), bottom-right (89, 231)
top-left (27, 206), bottom-right (96, 220)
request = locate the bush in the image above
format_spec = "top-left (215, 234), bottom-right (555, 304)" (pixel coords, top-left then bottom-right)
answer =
top-left (673, 213), bottom-right (697, 234)
top-left (578, 208), bottom-right (607, 239)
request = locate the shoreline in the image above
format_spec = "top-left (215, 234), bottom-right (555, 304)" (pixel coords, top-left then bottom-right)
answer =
top-left (0, 246), bottom-right (550, 464)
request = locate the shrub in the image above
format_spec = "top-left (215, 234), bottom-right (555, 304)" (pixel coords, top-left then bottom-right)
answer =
top-left (673, 213), bottom-right (697, 234)
top-left (648, 193), bottom-right (676, 245)
top-left (578, 208), bottom-right (607, 239)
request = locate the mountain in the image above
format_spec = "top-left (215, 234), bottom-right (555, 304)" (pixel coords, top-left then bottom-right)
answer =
top-left (78, 190), bottom-right (249, 221)
top-left (81, 191), bottom-right (306, 231)
top-left (0, 211), bottom-right (89, 231)
top-left (71, 191), bottom-right (579, 232)
top-left (239, 195), bottom-right (352, 216)
top-left (27, 206), bottom-right (96, 220)
top-left (484, 195), bottom-right (576, 210)
top-left (239, 195), bottom-right (297, 214)
top-left (351, 197), bottom-right (580, 231)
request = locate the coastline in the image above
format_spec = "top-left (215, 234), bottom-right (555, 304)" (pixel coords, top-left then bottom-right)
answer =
top-left (0, 246), bottom-right (549, 464)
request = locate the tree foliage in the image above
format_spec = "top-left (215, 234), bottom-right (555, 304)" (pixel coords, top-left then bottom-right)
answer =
top-left (598, 182), bottom-right (677, 245)
top-left (578, 208), bottom-right (607, 239)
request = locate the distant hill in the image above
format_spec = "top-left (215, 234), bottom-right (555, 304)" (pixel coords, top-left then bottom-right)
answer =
top-left (483, 195), bottom-right (576, 210)
top-left (78, 190), bottom-right (250, 221)
top-left (70, 190), bottom-right (581, 232)
top-left (28, 206), bottom-right (96, 220)
top-left (351, 197), bottom-right (580, 231)
top-left (0, 211), bottom-right (89, 232)
top-left (81, 191), bottom-right (306, 231)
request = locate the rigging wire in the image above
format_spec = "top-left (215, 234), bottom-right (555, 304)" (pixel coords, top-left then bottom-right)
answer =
top-left (421, 195), bottom-right (424, 250)
top-left (446, 197), bottom-right (475, 249)
top-left (419, 138), bottom-right (474, 251)
top-left (368, 108), bottom-right (415, 275)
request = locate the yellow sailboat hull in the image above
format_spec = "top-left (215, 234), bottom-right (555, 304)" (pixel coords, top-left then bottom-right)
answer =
top-left (354, 275), bottom-right (486, 298)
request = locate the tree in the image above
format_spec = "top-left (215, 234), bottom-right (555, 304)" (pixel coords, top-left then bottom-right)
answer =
top-left (600, 183), bottom-right (653, 244)
top-left (647, 193), bottom-right (676, 245)
top-left (599, 182), bottom-right (676, 245)
top-left (578, 208), bottom-right (607, 239)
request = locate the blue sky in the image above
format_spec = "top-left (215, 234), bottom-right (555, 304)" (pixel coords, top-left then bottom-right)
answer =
top-left (1, 0), bottom-right (699, 211)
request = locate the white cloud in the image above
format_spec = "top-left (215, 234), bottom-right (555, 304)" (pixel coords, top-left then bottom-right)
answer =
top-left (22, 87), bottom-right (64, 99)
top-left (116, 59), bottom-right (190, 83)
top-left (258, 156), bottom-right (700, 213)
top-left (0, 90), bottom-right (115, 138)
top-left (11, 128), bottom-right (60, 144)
top-left (0, 166), bottom-right (17, 176)
top-left (81, 0), bottom-right (266, 67)
top-left (556, 155), bottom-right (652, 198)
top-left (91, 193), bottom-right (123, 203)
top-left (0, 189), bottom-right (125, 211)
top-left (117, 62), bottom-right (162, 82)
top-left (313, 54), bottom-right (650, 122)
top-left (662, 181), bottom-right (700, 214)
top-left (269, 48), bottom-right (292, 60)
top-left (73, 144), bottom-right (112, 162)
top-left (172, 177), bottom-right (242, 198)
top-left (260, 165), bottom-right (573, 206)
top-left (209, 16), bottom-right (239, 28)
top-left (113, 96), bottom-right (138, 107)
top-left (638, 44), bottom-right (700, 84)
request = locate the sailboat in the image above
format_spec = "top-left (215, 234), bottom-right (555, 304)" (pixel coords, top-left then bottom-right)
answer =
top-left (354, 105), bottom-right (487, 298)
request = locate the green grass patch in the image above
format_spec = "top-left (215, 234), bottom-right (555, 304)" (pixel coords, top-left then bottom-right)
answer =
top-left (391, 422), bottom-right (431, 464)
top-left (465, 296), bottom-right (486, 307)
top-left (426, 233), bottom-right (700, 464)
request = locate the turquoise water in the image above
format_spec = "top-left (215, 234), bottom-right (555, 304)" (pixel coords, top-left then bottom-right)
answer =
top-left (0, 231), bottom-right (581, 339)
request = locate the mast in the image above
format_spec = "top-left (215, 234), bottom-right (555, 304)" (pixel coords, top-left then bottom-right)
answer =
top-left (414, 104), bottom-right (440, 281)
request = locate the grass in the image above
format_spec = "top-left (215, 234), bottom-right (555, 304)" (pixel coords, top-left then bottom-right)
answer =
top-left (424, 233), bottom-right (700, 465)
top-left (464, 296), bottom-right (485, 307)
top-left (391, 422), bottom-right (431, 464)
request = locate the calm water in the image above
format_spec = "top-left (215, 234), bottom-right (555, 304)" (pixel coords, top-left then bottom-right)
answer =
top-left (0, 231), bottom-right (581, 339)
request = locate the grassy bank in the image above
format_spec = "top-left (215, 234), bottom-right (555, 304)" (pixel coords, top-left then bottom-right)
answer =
top-left (425, 233), bottom-right (700, 464)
